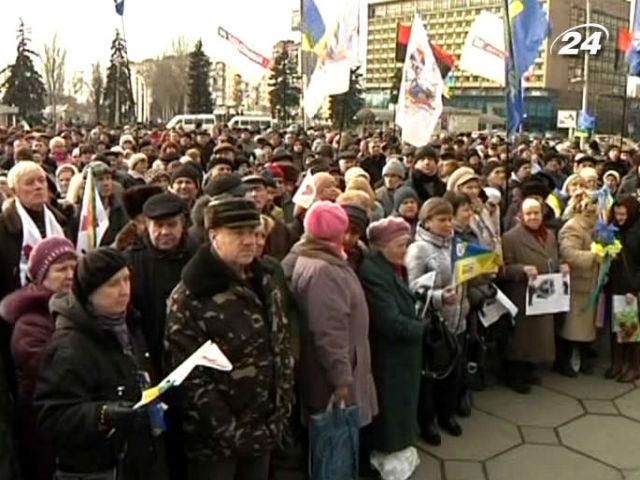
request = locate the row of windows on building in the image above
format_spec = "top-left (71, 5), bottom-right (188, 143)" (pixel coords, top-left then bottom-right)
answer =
top-left (369, 0), bottom-right (503, 18)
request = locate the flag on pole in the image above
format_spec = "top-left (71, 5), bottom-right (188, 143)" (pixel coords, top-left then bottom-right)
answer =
top-left (134, 340), bottom-right (233, 409)
top-left (396, 23), bottom-right (457, 78)
top-left (618, 0), bottom-right (640, 76)
top-left (452, 238), bottom-right (500, 285)
top-left (114, 0), bottom-right (125, 16)
top-left (396, 15), bottom-right (444, 147)
top-left (293, 170), bottom-right (316, 209)
top-left (302, 0), bottom-right (359, 117)
top-left (506, 0), bottom-right (550, 134)
top-left (459, 11), bottom-right (507, 85)
top-left (77, 167), bottom-right (109, 254)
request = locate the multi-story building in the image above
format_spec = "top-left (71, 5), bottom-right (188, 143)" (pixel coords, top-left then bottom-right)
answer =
top-left (366, 0), bottom-right (636, 134)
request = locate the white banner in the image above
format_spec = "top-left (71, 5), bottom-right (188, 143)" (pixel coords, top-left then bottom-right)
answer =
top-left (459, 11), bottom-right (506, 86)
top-left (303, 0), bottom-right (359, 117)
top-left (396, 15), bottom-right (444, 147)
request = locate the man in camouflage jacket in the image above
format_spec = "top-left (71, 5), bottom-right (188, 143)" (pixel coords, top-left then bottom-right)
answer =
top-left (163, 197), bottom-right (294, 480)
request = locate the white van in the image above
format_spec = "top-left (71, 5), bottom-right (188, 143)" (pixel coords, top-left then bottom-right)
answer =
top-left (166, 114), bottom-right (217, 131)
top-left (228, 115), bottom-right (275, 131)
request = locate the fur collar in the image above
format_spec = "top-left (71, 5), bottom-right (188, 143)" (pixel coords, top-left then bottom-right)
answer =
top-left (181, 244), bottom-right (272, 298)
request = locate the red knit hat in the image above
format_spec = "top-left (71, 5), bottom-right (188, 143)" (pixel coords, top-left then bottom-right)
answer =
top-left (304, 201), bottom-right (349, 242)
top-left (28, 236), bottom-right (77, 285)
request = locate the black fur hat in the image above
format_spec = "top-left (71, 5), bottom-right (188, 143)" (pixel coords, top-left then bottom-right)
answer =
top-left (122, 184), bottom-right (163, 219)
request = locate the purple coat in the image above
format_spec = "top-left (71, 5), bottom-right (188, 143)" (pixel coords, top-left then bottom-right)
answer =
top-left (283, 235), bottom-right (378, 426)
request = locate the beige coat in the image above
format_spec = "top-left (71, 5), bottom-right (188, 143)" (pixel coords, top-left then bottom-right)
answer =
top-left (558, 217), bottom-right (599, 342)
top-left (499, 224), bottom-right (559, 363)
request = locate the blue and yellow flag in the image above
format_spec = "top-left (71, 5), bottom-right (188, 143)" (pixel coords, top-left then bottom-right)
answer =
top-left (452, 238), bottom-right (500, 285)
top-left (506, 0), bottom-right (550, 133)
top-left (301, 0), bottom-right (326, 53)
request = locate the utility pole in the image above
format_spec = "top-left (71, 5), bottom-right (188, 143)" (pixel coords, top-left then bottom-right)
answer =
top-left (115, 56), bottom-right (120, 126)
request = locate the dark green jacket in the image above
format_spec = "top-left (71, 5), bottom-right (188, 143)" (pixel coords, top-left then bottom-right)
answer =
top-left (359, 250), bottom-right (424, 453)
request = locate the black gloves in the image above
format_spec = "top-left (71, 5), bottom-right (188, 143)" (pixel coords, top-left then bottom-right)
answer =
top-left (99, 401), bottom-right (143, 432)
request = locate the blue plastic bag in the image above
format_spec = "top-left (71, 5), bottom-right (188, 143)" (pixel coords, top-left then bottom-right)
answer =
top-left (309, 400), bottom-right (360, 480)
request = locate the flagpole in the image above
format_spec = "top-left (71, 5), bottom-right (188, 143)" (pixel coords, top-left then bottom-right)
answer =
top-left (580, 0), bottom-right (591, 150)
top-left (502, 0), bottom-right (516, 221)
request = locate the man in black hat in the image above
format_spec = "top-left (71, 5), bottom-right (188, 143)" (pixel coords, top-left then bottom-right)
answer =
top-left (207, 156), bottom-right (234, 180)
top-left (242, 175), bottom-right (296, 260)
top-left (360, 138), bottom-right (386, 186)
top-left (125, 192), bottom-right (196, 370)
top-left (164, 197), bottom-right (294, 480)
top-left (170, 164), bottom-right (201, 208)
top-left (407, 145), bottom-right (446, 204)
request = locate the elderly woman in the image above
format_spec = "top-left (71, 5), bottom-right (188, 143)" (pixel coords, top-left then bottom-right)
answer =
top-left (0, 237), bottom-right (77, 480)
top-left (558, 194), bottom-right (600, 376)
top-left (606, 196), bottom-right (640, 382)
top-left (406, 198), bottom-right (467, 445)
top-left (34, 248), bottom-right (168, 479)
top-left (359, 217), bottom-right (422, 473)
top-left (283, 201), bottom-right (378, 460)
top-left (500, 198), bottom-right (568, 394)
top-left (0, 161), bottom-right (66, 299)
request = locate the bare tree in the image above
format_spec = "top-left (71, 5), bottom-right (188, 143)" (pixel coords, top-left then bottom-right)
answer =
top-left (88, 62), bottom-right (104, 123)
top-left (42, 34), bottom-right (67, 125)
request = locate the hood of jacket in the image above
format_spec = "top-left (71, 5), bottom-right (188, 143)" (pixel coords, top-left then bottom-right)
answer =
top-left (0, 285), bottom-right (53, 325)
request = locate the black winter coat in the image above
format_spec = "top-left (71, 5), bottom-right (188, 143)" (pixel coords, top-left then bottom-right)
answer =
top-left (34, 294), bottom-right (168, 479)
top-left (608, 217), bottom-right (640, 295)
top-left (125, 235), bottom-right (197, 370)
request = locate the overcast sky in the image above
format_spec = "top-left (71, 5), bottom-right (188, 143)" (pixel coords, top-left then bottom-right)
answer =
top-left (0, 0), bottom-right (299, 82)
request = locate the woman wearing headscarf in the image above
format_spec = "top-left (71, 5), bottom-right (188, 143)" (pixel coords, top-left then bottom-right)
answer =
top-left (557, 193), bottom-right (600, 376)
top-left (0, 237), bottom-right (77, 480)
top-left (406, 198), bottom-right (467, 445)
top-left (34, 247), bottom-right (168, 480)
top-left (55, 164), bottom-right (78, 201)
top-left (605, 196), bottom-right (640, 382)
top-left (359, 217), bottom-right (422, 475)
top-left (499, 198), bottom-right (568, 394)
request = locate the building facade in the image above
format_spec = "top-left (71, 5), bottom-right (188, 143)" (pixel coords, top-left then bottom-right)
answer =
top-left (366, 0), bottom-right (636, 134)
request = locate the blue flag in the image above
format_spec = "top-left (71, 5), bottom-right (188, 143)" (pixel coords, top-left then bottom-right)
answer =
top-left (510, 0), bottom-right (550, 76)
top-left (506, 0), bottom-right (550, 133)
top-left (578, 110), bottom-right (596, 130)
top-left (114, 0), bottom-right (124, 16)
top-left (301, 0), bottom-right (326, 53)
top-left (628, 0), bottom-right (640, 75)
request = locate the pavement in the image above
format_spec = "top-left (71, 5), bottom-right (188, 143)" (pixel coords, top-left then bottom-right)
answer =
top-left (413, 360), bottom-right (640, 480)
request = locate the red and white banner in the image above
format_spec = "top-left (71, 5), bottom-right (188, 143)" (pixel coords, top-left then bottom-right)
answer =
top-left (218, 26), bottom-right (272, 82)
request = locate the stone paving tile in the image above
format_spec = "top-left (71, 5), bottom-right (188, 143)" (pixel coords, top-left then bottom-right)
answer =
top-left (486, 444), bottom-right (623, 480)
top-left (474, 385), bottom-right (583, 427)
top-left (444, 460), bottom-right (486, 480)
top-left (583, 399), bottom-right (619, 415)
top-left (615, 389), bottom-right (640, 421)
top-left (419, 410), bottom-right (520, 461)
top-left (541, 370), bottom-right (633, 400)
top-left (411, 450), bottom-right (442, 480)
top-left (559, 415), bottom-right (640, 470)
top-left (520, 426), bottom-right (558, 445)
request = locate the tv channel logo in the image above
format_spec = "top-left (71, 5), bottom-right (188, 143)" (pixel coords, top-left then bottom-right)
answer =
top-left (549, 23), bottom-right (610, 56)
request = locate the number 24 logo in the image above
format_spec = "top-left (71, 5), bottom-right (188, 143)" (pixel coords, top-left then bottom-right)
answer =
top-left (550, 24), bottom-right (610, 56)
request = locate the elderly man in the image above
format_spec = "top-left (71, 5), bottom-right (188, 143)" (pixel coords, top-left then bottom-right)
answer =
top-left (164, 197), bottom-right (293, 480)
top-left (170, 164), bottom-right (201, 209)
top-left (126, 192), bottom-right (196, 370)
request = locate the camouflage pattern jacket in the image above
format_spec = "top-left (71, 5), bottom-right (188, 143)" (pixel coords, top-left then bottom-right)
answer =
top-left (164, 244), bottom-right (294, 461)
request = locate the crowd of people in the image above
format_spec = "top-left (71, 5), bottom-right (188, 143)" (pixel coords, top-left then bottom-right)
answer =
top-left (0, 120), bottom-right (638, 480)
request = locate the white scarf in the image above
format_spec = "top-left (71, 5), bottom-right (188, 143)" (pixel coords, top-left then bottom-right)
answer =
top-left (15, 199), bottom-right (65, 285)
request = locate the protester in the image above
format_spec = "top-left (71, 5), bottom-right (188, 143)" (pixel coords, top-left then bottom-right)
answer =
top-left (283, 201), bottom-right (378, 461)
top-left (35, 247), bottom-right (168, 479)
top-left (407, 146), bottom-right (445, 204)
top-left (359, 217), bottom-right (422, 469)
top-left (557, 194), bottom-right (599, 376)
top-left (499, 198), bottom-right (567, 394)
top-left (407, 197), bottom-right (466, 445)
top-left (376, 158), bottom-right (406, 216)
top-left (164, 197), bottom-right (293, 480)
top-left (0, 237), bottom-right (77, 480)
top-left (606, 196), bottom-right (640, 382)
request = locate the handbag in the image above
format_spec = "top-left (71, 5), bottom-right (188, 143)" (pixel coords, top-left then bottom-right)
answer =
top-left (421, 305), bottom-right (460, 380)
top-left (308, 397), bottom-right (360, 480)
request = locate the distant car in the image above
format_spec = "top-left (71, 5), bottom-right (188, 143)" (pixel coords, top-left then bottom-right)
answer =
top-left (227, 115), bottom-right (276, 131)
top-left (166, 114), bottom-right (217, 131)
